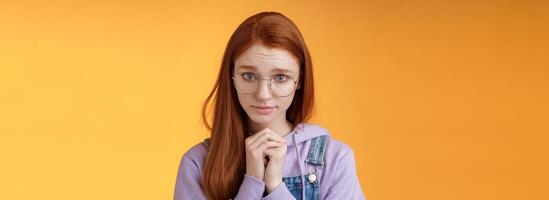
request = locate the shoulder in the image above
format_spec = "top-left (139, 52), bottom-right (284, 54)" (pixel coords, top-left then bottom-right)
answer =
top-left (324, 136), bottom-right (355, 163)
top-left (321, 136), bottom-right (360, 183)
top-left (174, 141), bottom-right (210, 199)
top-left (304, 123), bottom-right (354, 161)
top-left (310, 125), bottom-right (357, 171)
top-left (179, 140), bottom-right (209, 171)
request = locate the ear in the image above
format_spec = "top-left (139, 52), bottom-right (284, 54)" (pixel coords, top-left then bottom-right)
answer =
top-left (296, 84), bottom-right (301, 90)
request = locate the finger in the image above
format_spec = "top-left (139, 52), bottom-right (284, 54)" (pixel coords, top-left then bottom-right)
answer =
top-left (264, 147), bottom-right (283, 157)
top-left (253, 136), bottom-right (285, 151)
top-left (246, 132), bottom-right (267, 149)
top-left (257, 140), bottom-right (284, 151)
top-left (246, 128), bottom-right (268, 145)
top-left (251, 128), bottom-right (286, 143)
top-left (250, 133), bottom-right (270, 150)
top-left (256, 141), bottom-right (284, 156)
top-left (261, 129), bottom-right (286, 143)
top-left (246, 127), bottom-right (275, 146)
top-left (264, 148), bottom-right (274, 156)
top-left (265, 128), bottom-right (286, 141)
top-left (250, 131), bottom-right (285, 150)
top-left (264, 132), bottom-right (286, 144)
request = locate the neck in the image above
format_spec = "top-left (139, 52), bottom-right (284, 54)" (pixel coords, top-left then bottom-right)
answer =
top-left (247, 118), bottom-right (294, 137)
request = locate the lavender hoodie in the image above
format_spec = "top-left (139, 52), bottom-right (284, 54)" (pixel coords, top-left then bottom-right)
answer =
top-left (174, 122), bottom-right (366, 200)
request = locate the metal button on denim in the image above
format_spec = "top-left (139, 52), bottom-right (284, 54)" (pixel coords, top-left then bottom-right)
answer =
top-left (282, 135), bottom-right (328, 200)
top-left (308, 173), bottom-right (317, 183)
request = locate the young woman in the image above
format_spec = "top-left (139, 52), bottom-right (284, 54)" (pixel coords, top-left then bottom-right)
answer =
top-left (174, 11), bottom-right (365, 200)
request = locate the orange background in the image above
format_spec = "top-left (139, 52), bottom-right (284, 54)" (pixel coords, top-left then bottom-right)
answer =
top-left (1, 0), bottom-right (548, 199)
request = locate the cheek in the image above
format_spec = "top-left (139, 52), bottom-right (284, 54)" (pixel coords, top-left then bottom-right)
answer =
top-left (279, 95), bottom-right (296, 110)
top-left (236, 93), bottom-right (249, 108)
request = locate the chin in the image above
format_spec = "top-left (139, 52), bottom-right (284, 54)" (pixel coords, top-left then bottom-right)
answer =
top-left (248, 114), bottom-right (273, 124)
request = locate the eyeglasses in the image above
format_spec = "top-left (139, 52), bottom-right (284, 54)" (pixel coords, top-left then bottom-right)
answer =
top-left (232, 72), bottom-right (298, 97)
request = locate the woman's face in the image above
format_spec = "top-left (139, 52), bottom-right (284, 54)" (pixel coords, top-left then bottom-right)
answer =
top-left (233, 42), bottom-right (300, 127)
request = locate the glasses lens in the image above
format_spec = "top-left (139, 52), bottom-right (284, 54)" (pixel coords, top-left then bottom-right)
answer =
top-left (234, 76), bottom-right (256, 94)
top-left (272, 79), bottom-right (295, 97)
top-left (233, 75), bottom-right (296, 97)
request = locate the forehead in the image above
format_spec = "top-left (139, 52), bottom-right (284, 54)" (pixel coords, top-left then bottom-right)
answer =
top-left (234, 43), bottom-right (299, 74)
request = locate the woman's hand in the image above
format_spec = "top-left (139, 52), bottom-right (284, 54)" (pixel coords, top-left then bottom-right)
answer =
top-left (244, 128), bottom-right (286, 181)
top-left (263, 134), bottom-right (287, 193)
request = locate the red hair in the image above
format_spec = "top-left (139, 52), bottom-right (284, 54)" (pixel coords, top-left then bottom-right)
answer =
top-left (200, 11), bottom-right (315, 199)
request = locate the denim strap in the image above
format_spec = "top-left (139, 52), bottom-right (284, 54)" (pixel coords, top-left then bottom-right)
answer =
top-left (304, 135), bottom-right (328, 166)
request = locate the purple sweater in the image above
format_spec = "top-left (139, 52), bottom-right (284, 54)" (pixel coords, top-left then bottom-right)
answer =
top-left (174, 122), bottom-right (366, 200)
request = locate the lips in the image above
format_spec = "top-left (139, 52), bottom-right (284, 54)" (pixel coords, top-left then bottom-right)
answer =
top-left (251, 105), bottom-right (276, 115)
top-left (252, 105), bottom-right (276, 109)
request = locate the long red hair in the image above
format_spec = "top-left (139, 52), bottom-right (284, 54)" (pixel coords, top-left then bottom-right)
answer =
top-left (200, 11), bottom-right (315, 199)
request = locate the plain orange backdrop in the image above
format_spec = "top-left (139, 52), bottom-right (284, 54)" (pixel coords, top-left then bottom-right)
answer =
top-left (1, 0), bottom-right (548, 199)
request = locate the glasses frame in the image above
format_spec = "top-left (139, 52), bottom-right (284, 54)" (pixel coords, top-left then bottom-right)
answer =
top-left (232, 72), bottom-right (298, 97)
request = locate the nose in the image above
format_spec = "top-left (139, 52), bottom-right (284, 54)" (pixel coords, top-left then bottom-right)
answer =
top-left (255, 79), bottom-right (273, 100)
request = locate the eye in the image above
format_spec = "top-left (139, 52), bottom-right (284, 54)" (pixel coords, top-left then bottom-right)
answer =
top-left (241, 72), bottom-right (257, 80)
top-left (274, 74), bottom-right (288, 81)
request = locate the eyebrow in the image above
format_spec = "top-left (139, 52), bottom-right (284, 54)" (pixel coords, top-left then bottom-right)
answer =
top-left (236, 65), bottom-right (295, 74)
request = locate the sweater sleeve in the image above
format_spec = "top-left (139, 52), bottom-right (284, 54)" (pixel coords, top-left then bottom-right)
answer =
top-left (233, 174), bottom-right (266, 200)
top-left (325, 149), bottom-right (366, 200)
top-left (173, 154), bottom-right (267, 200)
top-left (174, 155), bottom-right (207, 200)
top-left (261, 182), bottom-right (296, 200)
